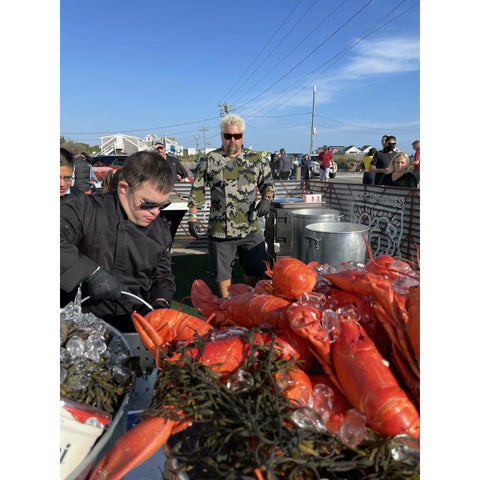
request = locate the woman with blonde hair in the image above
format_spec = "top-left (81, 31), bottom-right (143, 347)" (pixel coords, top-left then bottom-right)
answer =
top-left (381, 152), bottom-right (417, 188)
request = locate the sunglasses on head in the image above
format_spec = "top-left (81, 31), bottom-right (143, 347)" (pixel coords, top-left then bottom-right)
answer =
top-left (223, 133), bottom-right (243, 140)
top-left (139, 200), bottom-right (171, 210)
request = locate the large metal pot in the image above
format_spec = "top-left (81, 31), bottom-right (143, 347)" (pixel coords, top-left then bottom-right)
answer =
top-left (304, 222), bottom-right (370, 265)
top-left (290, 208), bottom-right (340, 262)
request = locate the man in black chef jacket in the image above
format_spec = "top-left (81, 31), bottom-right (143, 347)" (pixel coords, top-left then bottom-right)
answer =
top-left (60, 151), bottom-right (176, 331)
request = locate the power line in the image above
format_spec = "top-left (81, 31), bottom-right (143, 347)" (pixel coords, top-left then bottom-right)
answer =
top-left (237, 0), bottom-right (376, 109)
top-left (233, 0), bottom-right (346, 105)
top-left (216, 0), bottom-right (305, 106)
top-left (227, 0), bottom-right (321, 103)
top-left (244, 0), bottom-right (415, 116)
top-left (60, 116), bottom-right (218, 135)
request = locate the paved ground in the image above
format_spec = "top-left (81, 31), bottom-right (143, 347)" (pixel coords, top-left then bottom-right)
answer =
top-left (171, 238), bottom-right (207, 256)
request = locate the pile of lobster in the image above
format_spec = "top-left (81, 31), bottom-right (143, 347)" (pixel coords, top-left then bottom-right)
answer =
top-left (88, 248), bottom-right (420, 480)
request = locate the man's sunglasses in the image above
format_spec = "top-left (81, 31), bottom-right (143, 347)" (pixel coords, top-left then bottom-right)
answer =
top-left (223, 133), bottom-right (243, 140)
top-left (139, 200), bottom-right (171, 210)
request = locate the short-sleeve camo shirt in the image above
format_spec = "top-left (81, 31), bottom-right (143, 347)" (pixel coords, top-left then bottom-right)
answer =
top-left (188, 147), bottom-right (275, 239)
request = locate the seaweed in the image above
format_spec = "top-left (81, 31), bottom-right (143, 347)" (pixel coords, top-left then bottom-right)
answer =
top-left (144, 329), bottom-right (419, 479)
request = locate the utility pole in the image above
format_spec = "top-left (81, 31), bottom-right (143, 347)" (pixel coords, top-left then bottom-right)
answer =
top-left (309, 85), bottom-right (316, 155)
top-left (218, 102), bottom-right (236, 117)
top-left (199, 126), bottom-right (209, 152)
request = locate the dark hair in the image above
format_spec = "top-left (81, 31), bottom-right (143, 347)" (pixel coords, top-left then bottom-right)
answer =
top-left (103, 169), bottom-right (123, 193)
top-left (387, 135), bottom-right (396, 142)
top-left (121, 151), bottom-right (174, 194)
top-left (81, 151), bottom-right (94, 165)
top-left (60, 147), bottom-right (74, 168)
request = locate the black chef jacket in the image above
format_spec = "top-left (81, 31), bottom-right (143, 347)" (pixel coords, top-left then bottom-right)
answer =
top-left (60, 191), bottom-right (175, 326)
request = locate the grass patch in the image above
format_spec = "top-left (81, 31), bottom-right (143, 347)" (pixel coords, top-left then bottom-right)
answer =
top-left (170, 254), bottom-right (244, 317)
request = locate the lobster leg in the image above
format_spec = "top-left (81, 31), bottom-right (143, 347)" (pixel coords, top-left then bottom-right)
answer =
top-left (372, 303), bottom-right (420, 379)
top-left (88, 416), bottom-right (177, 480)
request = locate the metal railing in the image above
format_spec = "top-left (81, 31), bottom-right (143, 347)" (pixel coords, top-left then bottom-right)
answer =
top-left (170, 180), bottom-right (420, 260)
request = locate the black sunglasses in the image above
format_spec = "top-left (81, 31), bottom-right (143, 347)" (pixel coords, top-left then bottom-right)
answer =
top-left (139, 200), bottom-right (171, 210)
top-left (129, 184), bottom-right (171, 210)
top-left (223, 133), bottom-right (243, 140)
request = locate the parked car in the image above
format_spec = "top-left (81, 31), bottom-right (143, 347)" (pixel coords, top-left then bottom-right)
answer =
top-left (310, 156), bottom-right (338, 178)
top-left (330, 160), bottom-right (338, 178)
top-left (184, 169), bottom-right (194, 182)
top-left (91, 155), bottom-right (128, 167)
top-left (92, 155), bottom-right (128, 181)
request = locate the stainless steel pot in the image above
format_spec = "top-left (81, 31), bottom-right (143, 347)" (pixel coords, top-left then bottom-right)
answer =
top-left (290, 208), bottom-right (340, 262)
top-left (304, 222), bottom-right (370, 265)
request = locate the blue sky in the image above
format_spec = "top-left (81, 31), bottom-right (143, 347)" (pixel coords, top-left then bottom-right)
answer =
top-left (60, 0), bottom-right (420, 154)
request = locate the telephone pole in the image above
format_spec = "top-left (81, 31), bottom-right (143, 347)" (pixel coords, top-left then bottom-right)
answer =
top-left (309, 86), bottom-right (316, 155)
top-left (199, 126), bottom-right (209, 152)
top-left (218, 102), bottom-right (236, 117)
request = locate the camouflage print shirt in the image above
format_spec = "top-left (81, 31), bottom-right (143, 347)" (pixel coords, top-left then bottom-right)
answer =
top-left (188, 147), bottom-right (275, 239)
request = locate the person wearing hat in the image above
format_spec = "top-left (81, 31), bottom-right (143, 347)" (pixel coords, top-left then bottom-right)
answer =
top-left (358, 148), bottom-right (377, 185)
top-left (153, 140), bottom-right (189, 183)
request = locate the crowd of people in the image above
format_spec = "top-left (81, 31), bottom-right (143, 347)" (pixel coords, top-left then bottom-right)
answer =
top-left (268, 150), bottom-right (315, 181)
top-left (60, 120), bottom-right (420, 330)
top-left (357, 134), bottom-right (420, 188)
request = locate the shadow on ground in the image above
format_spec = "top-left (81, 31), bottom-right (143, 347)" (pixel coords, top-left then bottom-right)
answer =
top-left (170, 254), bottom-right (244, 317)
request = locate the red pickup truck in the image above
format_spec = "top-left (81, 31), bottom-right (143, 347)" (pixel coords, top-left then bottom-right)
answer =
top-left (91, 155), bottom-right (128, 181)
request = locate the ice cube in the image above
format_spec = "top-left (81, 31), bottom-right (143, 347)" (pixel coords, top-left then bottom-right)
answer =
top-left (322, 309), bottom-right (340, 340)
top-left (226, 370), bottom-right (254, 393)
top-left (390, 434), bottom-right (420, 465)
top-left (338, 408), bottom-right (366, 448)
top-left (298, 292), bottom-right (326, 309)
top-left (310, 384), bottom-right (334, 424)
top-left (66, 336), bottom-right (85, 358)
top-left (335, 305), bottom-right (360, 322)
top-left (292, 407), bottom-right (327, 433)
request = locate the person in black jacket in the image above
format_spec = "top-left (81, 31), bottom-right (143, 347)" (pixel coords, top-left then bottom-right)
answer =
top-left (153, 140), bottom-right (189, 182)
top-left (60, 151), bottom-right (176, 331)
top-left (369, 135), bottom-right (398, 185)
top-left (381, 152), bottom-right (417, 188)
top-left (71, 150), bottom-right (95, 193)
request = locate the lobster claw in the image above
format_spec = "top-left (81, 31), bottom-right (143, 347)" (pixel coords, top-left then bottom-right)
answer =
top-left (131, 310), bottom-right (166, 355)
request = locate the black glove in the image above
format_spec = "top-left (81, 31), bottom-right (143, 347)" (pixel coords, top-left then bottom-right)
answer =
top-left (139, 299), bottom-right (169, 317)
top-left (188, 221), bottom-right (200, 238)
top-left (255, 198), bottom-right (272, 218)
top-left (84, 267), bottom-right (122, 301)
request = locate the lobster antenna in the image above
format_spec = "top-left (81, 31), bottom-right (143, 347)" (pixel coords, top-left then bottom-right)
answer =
top-left (178, 295), bottom-right (191, 311)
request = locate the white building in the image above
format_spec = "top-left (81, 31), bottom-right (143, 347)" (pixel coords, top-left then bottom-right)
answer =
top-left (100, 133), bottom-right (183, 156)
